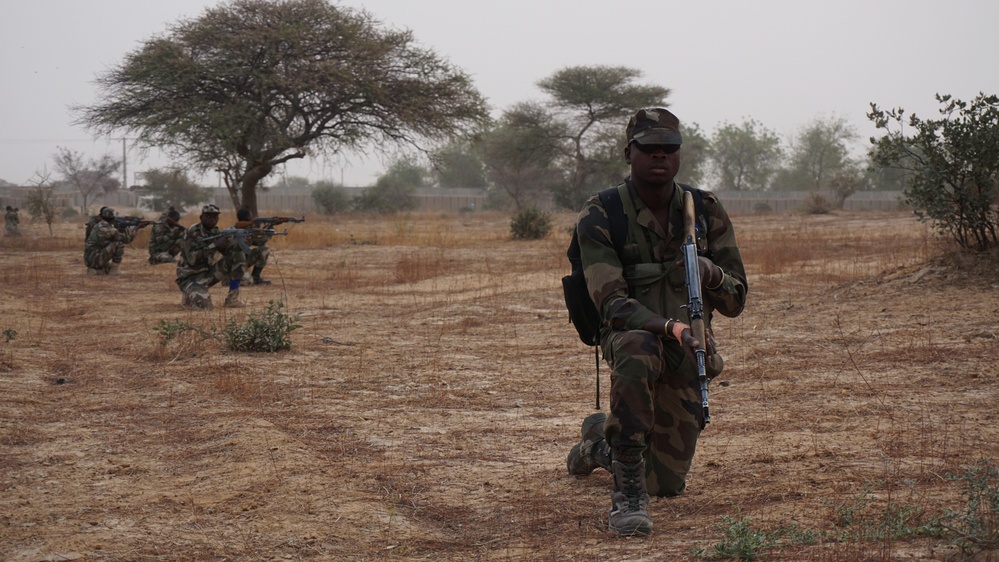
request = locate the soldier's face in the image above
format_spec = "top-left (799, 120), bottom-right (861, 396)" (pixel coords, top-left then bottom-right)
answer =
top-left (626, 142), bottom-right (681, 187)
top-left (201, 213), bottom-right (220, 229)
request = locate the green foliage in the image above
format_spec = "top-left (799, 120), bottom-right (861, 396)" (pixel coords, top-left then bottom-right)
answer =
top-left (311, 182), bottom-right (351, 215)
top-left (677, 122), bottom-right (711, 187)
top-left (536, 65), bottom-right (669, 209)
top-left (710, 119), bottom-right (784, 191)
top-left (869, 93), bottom-right (999, 250)
top-left (222, 300), bottom-right (302, 352)
top-left (825, 485), bottom-right (927, 542)
top-left (480, 102), bottom-right (565, 211)
top-left (156, 300), bottom-right (301, 352)
top-left (352, 158), bottom-right (426, 214)
top-left (509, 207), bottom-right (552, 240)
top-left (937, 458), bottom-right (999, 553)
top-left (787, 116), bottom-right (858, 191)
top-left (3, 328), bottom-right (16, 343)
top-left (432, 141), bottom-right (489, 188)
top-left (75, 0), bottom-right (488, 216)
top-left (694, 515), bottom-right (785, 561)
top-left (142, 168), bottom-right (209, 211)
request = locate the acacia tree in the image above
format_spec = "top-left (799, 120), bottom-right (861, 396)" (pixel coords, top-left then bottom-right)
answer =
top-left (74, 0), bottom-right (488, 215)
top-left (709, 119), bottom-right (783, 191)
top-left (537, 65), bottom-right (669, 209)
top-left (869, 93), bottom-right (999, 250)
top-left (52, 147), bottom-right (121, 215)
top-left (479, 102), bottom-right (564, 211)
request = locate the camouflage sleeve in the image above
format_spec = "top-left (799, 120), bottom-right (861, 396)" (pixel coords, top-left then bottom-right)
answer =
top-left (179, 225), bottom-right (217, 266)
top-left (577, 197), bottom-right (658, 332)
top-left (701, 191), bottom-right (748, 318)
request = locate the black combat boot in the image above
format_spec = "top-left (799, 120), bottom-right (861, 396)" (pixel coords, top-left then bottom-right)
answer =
top-left (567, 412), bottom-right (611, 476)
top-left (608, 458), bottom-right (652, 536)
top-left (251, 266), bottom-right (271, 285)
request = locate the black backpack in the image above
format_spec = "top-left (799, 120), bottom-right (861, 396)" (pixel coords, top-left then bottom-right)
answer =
top-left (562, 183), bottom-right (706, 346)
top-left (561, 183), bottom-right (706, 408)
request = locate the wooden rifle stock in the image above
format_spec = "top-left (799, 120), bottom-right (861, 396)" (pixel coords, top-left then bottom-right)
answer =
top-left (682, 191), bottom-right (711, 429)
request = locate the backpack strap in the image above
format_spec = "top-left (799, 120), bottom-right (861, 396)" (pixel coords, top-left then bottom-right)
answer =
top-left (597, 186), bottom-right (627, 257)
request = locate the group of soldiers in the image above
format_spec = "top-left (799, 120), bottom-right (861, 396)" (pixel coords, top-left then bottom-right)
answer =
top-left (84, 203), bottom-right (294, 309)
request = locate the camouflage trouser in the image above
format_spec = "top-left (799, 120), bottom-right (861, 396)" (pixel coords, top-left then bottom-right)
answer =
top-left (602, 329), bottom-right (703, 497)
top-left (84, 242), bottom-right (125, 272)
top-left (176, 252), bottom-right (247, 303)
top-left (247, 245), bottom-right (270, 269)
top-left (149, 240), bottom-right (182, 264)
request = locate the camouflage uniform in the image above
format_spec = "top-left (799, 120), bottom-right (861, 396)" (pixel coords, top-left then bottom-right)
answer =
top-left (233, 219), bottom-right (271, 279)
top-left (175, 222), bottom-right (247, 307)
top-left (4, 207), bottom-right (19, 236)
top-left (148, 221), bottom-right (185, 264)
top-left (577, 178), bottom-right (747, 496)
top-left (84, 219), bottom-right (135, 273)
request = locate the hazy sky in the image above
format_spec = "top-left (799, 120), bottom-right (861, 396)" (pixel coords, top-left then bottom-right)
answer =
top-left (2, 0), bottom-right (997, 187)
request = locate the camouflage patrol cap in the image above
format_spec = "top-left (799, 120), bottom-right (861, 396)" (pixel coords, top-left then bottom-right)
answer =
top-left (201, 204), bottom-right (220, 214)
top-left (626, 108), bottom-right (682, 145)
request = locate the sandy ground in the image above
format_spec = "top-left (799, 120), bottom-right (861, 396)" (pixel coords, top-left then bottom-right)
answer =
top-left (1, 209), bottom-right (997, 561)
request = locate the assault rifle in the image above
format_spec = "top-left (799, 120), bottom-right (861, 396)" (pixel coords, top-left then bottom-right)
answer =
top-left (200, 227), bottom-right (287, 253)
top-left (681, 191), bottom-right (711, 429)
top-left (113, 216), bottom-right (157, 230)
top-left (252, 216), bottom-right (304, 227)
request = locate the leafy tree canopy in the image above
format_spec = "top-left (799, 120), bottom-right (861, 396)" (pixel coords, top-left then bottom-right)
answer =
top-left (537, 65), bottom-right (669, 209)
top-left (480, 102), bottom-right (565, 211)
top-left (74, 0), bottom-right (489, 215)
top-left (869, 93), bottom-right (999, 250)
top-left (709, 119), bottom-right (784, 192)
top-left (786, 116), bottom-right (857, 191)
top-left (141, 168), bottom-right (210, 211)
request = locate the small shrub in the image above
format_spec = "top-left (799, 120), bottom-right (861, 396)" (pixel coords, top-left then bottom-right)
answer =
top-left (752, 202), bottom-right (773, 213)
top-left (222, 300), bottom-right (301, 352)
top-left (510, 207), bottom-right (552, 240)
top-left (312, 184), bottom-right (351, 215)
top-left (155, 299), bottom-right (301, 352)
top-left (803, 192), bottom-right (832, 214)
top-left (937, 458), bottom-right (999, 554)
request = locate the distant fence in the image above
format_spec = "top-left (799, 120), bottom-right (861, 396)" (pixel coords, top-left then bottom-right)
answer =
top-left (717, 190), bottom-right (905, 213)
top-left (0, 186), bottom-right (903, 216)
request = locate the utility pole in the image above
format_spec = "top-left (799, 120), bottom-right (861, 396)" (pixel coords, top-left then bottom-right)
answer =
top-left (113, 137), bottom-right (132, 189)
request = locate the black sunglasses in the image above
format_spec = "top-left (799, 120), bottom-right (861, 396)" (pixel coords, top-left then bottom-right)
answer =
top-left (631, 143), bottom-right (680, 155)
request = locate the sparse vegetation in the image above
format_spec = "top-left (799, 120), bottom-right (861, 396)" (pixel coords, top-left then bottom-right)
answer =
top-left (1, 209), bottom-right (995, 560)
top-left (156, 299), bottom-right (301, 352)
top-left (509, 207), bottom-right (552, 239)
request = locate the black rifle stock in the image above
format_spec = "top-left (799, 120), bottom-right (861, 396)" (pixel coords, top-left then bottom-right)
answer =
top-left (682, 191), bottom-right (710, 429)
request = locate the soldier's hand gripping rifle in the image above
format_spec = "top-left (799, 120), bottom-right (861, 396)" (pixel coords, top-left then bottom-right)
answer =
top-left (682, 191), bottom-right (711, 429)
top-left (200, 227), bottom-right (287, 253)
